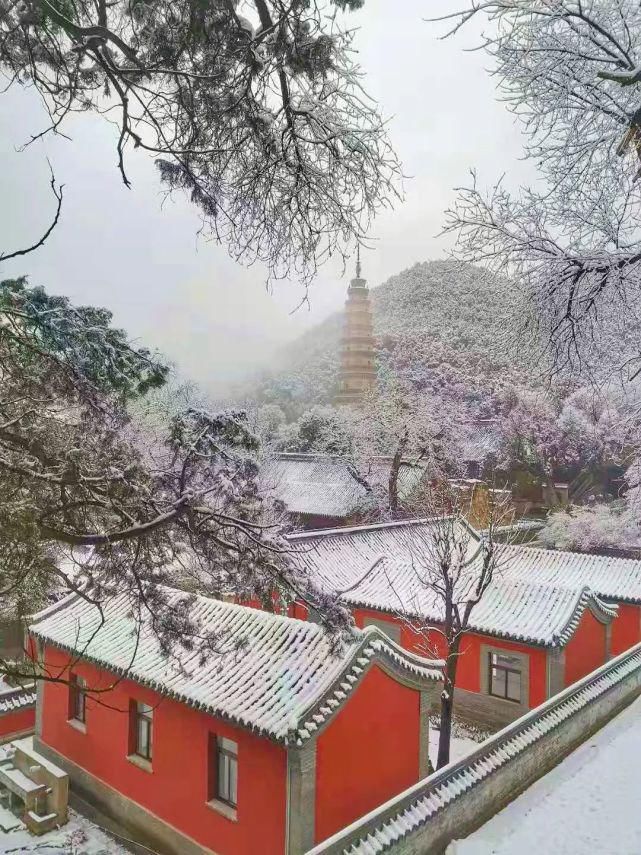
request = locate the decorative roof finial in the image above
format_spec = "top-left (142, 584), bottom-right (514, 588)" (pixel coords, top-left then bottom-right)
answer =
top-left (356, 244), bottom-right (361, 279)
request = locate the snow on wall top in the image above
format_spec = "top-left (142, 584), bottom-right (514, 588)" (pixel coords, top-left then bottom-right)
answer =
top-left (30, 590), bottom-right (441, 744)
top-left (261, 454), bottom-right (424, 518)
top-left (305, 641), bottom-right (641, 855)
top-left (290, 520), bottom-right (616, 646)
top-left (0, 683), bottom-right (36, 715)
top-left (500, 543), bottom-right (641, 604)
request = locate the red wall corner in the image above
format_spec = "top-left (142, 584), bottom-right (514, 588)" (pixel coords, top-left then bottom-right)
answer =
top-left (610, 603), bottom-right (641, 657)
top-left (314, 664), bottom-right (421, 845)
top-left (0, 706), bottom-right (35, 740)
top-left (564, 608), bottom-right (607, 687)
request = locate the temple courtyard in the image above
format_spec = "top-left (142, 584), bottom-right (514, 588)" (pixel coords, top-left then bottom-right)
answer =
top-left (450, 696), bottom-right (641, 855)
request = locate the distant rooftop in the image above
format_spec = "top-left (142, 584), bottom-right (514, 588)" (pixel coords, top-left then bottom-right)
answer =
top-left (261, 453), bottom-right (426, 519)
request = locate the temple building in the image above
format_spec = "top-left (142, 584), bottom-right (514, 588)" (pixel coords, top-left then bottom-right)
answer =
top-left (28, 590), bottom-right (443, 855)
top-left (334, 249), bottom-right (377, 405)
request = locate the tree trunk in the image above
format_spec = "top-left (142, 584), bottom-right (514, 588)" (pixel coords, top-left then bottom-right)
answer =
top-left (388, 430), bottom-right (409, 515)
top-left (437, 645), bottom-right (459, 769)
top-left (544, 473), bottom-right (560, 508)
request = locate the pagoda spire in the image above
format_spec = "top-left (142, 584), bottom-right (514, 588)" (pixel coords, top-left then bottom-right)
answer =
top-left (334, 246), bottom-right (377, 406)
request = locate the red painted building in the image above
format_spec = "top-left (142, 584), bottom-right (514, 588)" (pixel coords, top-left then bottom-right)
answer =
top-left (289, 520), bottom-right (624, 729)
top-left (29, 589), bottom-right (442, 855)
top-left (0, 684), bottom-right (36, 742)
top-left (496, 543), bottom-right (641, 656)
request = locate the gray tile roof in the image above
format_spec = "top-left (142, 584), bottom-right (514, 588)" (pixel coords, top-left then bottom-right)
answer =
top-left (289, 520), bottom-right (617, 646)
top-left (500, 544), bottom-right (641, 604)
top-left (0, 684), bottom-right (36, 715)
top-left (30, 589), bottom-right (441, 744)
top-left (261, 454), bottom-right (425, 518)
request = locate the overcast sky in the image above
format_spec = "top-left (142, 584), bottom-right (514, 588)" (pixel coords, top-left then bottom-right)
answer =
top-left (0, 0), bottom-right (536, 397)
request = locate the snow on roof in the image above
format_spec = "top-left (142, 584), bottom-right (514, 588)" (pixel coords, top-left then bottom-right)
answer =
top-left (289, 516), bottom-right (481, 567)
top-left (261, 454), bottom-right (364, 517)
top-left (500, 543), bottom-right (641, 604)
top-left (260, 453), bottom-right (425, 518)
top-left (29, 590), bottom-right (441, 745)
top-left (470, 578), bottom-right (616, 645)
top-left (0, 683), bottom-right (36, 715)
top-left (290, 521), bottom-right (616, 646)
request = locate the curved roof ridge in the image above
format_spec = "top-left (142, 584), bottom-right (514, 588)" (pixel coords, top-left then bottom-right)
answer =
top-left (551, 584), bottom-right (618, 647)
top-left (291, 624), bottom-right (443, 744)
top-left (500, 542), bottom-right (641, 567)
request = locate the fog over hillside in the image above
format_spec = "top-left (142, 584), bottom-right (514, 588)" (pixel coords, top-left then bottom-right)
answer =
top-left (233, 260), bottom-right (533, 417)
top-left (231, 258), bottom-right (641, 421)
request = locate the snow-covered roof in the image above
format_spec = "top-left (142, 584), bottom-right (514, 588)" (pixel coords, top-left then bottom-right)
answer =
top-left (500, 544), bottom-right (641, 604)
top-left (470, 579), bottom-right (615, 645)
top-left (30, 590), bottom-right (442, 745)
top-left (290, 521), bottom-right (616, 646)
top-left (261, 453), bottom-right (425, 518)
top-left (0, 683), bottom-right (36, 715)
top-left (289, 517), bottom-right (481, 568)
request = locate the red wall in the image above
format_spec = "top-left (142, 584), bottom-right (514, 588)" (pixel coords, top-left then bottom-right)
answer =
top-left (564, 609), bottom-right (607, 687)
top-left (610, 604), bottom-right (641, 656)
top-left (351, 607), bottom-right (548, 707)
top-left (40, 646), bottom-right (287, 855)
top-left (315, 664), bottom-right (421, 844)
top-left (0, 706), bottom-right (35, 740)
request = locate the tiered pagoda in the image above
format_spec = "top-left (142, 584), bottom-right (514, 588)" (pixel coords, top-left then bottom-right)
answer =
top-left (334, 249), bottom-right (377, 405)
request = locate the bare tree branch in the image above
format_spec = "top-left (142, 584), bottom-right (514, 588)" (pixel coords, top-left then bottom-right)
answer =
top-left (0, 164), bottom-right (63, 262)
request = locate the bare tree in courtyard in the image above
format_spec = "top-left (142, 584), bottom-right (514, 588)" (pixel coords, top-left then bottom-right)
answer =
top-left (383, 482), bottom-right (510, 768)
top-left (0, 0), bottom-right (400, 282)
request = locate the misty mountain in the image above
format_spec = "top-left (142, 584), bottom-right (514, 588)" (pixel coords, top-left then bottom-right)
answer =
top-left (237, 260), bottom-right (531, 417)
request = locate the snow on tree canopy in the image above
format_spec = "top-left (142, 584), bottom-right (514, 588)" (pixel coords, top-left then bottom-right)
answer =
top-left (240, 260), bottom-right (529, 415)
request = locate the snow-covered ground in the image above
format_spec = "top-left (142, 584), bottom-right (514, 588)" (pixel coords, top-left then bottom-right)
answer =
top-left (448, 696), bottom-right (641, 855)
top-left (429, 719), bottom-right (485, 767)
top-left (0, 807), bottom-right (131, 854)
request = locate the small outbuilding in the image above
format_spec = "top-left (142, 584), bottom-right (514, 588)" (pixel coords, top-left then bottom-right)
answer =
top-left (29, 589), bottom-right (442, 855)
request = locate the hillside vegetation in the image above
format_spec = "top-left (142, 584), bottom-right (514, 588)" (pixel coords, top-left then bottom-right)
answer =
top-left (240, 260), bottom-right (531, 417)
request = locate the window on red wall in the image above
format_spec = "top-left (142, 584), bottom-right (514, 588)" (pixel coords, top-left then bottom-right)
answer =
top-left (488, 652), bottom-right (522, 702)
top-left (129, 701), bottom-right (154, 761)
top-left (208, 734), bottom-right (238, 807)
top-left (68, 674), bottom-right (86, 723)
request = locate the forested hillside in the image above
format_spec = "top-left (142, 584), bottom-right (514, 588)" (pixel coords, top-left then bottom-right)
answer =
top-left (239, 260), bottom-right (532, 417)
